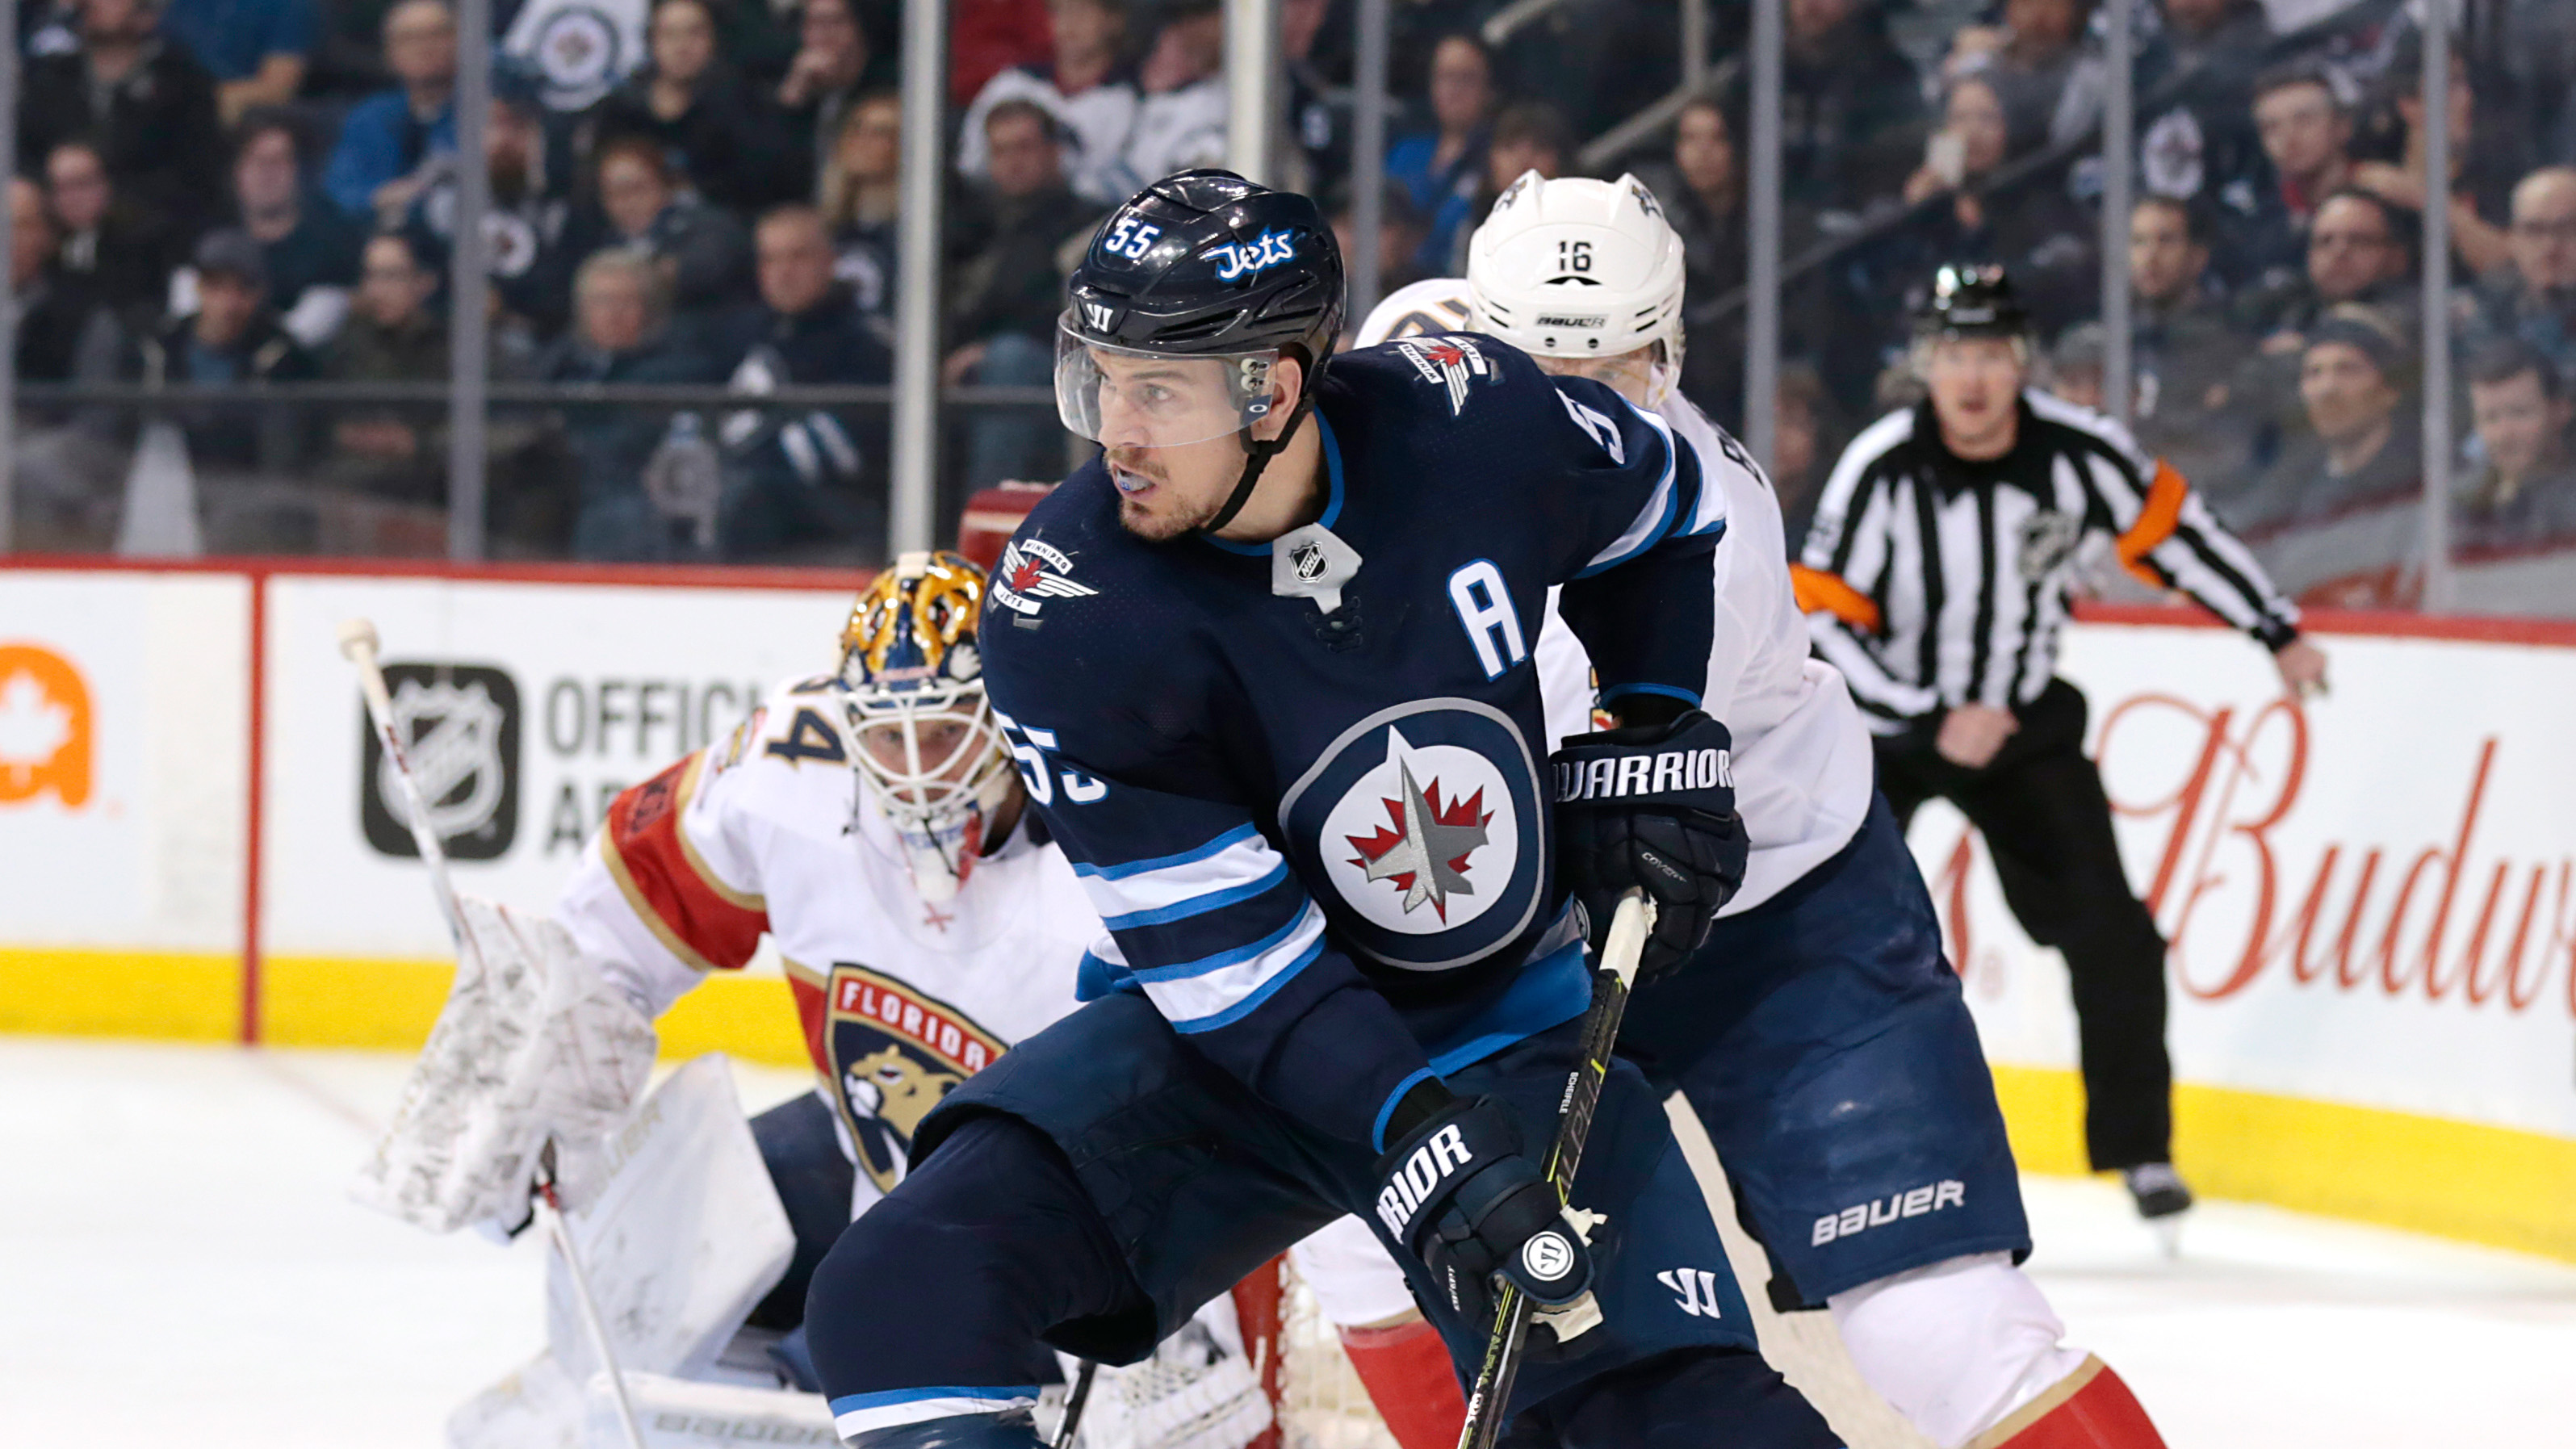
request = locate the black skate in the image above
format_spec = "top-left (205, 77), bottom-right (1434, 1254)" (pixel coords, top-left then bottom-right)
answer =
top-left (2124, 1163), bottom-right (2193, 1256)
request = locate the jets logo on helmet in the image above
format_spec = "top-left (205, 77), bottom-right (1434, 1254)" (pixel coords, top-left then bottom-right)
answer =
top-left (1205, 228), bottom-right (1298, 283)
top-left (839, 552), bottom-right (1020, 903)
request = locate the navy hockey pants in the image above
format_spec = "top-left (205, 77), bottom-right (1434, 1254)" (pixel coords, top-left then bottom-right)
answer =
top-left (806, 992), bottom-right (1842, 1447)
top-left (1620, 794), bottom-right (2031, 1309)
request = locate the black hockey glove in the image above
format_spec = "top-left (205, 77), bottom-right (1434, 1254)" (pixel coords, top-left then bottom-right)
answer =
top-left (1372, 1092), bottom-right (1592, 1328)
top-left (1552, 710), bottom-right (1748, 982)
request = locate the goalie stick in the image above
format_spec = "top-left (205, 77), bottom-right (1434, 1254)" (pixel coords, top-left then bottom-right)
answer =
top-left (337, 617), bottom-right (467, 941)
top-left (1054, 1360), bottom-right (1097, 1449)
top-left (340, 618), bottom-right (648, 1449)
top-left (1454, 890), bottom-right (1655, 1449)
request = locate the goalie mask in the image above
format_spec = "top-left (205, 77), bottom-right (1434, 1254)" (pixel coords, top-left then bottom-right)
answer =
top-left (839, 551), bottom-right (1018, 902)
top-left (1467, 171), bottom-right (1687, 408)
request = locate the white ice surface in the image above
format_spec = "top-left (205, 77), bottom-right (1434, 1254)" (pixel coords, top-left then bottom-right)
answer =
top-left (4, 1036), bottom-right (2573, 1447)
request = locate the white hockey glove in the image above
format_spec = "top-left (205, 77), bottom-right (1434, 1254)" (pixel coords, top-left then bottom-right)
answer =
top-left (352, 894), bottom-right (659, 1234)
top-left (1066, 1300), bottom-right (1274, 1449)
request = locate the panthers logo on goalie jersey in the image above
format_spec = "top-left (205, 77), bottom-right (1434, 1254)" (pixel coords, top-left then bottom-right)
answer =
top-left (1278, 701), bottom-right (1546, 974)
top-left (823, 962), bottom-right (1009, 1192)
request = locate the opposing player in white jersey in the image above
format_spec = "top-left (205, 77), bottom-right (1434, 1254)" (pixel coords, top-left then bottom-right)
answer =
top-left (1350, 175), bottom-right (2172, 1449)
top-left (403, 545), bottom-right (1313, 1448)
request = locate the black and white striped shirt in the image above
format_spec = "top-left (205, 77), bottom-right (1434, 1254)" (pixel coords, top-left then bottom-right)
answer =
top-left (1795, 389), bottom-right (2299, 732)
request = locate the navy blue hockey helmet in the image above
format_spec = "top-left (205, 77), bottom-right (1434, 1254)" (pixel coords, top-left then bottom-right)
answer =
top-left (1058, 170), bottom-right (1344, 530)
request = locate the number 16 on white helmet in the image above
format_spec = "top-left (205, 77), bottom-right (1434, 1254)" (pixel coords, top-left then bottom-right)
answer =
top-left (1465, 170), bottom-right (1689, 408)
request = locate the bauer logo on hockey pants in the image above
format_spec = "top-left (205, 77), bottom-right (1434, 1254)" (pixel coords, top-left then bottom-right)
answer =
top-left (1554, 748), bottom-right (1732, 803)
top-left (1375, 1124), bottom-right (1474, 1239)
top-left (1812, 1180), bottom-right (1967, 1246)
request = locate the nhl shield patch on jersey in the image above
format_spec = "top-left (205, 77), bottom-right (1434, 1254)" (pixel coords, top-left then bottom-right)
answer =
top-left (1393, 336), bottom-right (1502, 416)
top-left (1279, 701), bottom-right (1546, 972)
top-left (990, 538), bottom-right (1097, 619)
top-left (823, 963), bottom-right (1007, 1192)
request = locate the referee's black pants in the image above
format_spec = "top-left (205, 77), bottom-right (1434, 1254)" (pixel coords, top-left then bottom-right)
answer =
top-left (1873, 676), bottom-right (2173, 1173)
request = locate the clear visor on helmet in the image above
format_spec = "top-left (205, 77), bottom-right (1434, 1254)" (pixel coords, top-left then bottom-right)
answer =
top-left (1055, 316), bottom-right (1282, 450)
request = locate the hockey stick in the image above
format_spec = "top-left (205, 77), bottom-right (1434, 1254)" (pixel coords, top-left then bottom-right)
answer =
top-left (337, 618), bottom-right (465, 944)
top-left (342, 621), bottom-right (647, 1449)
top-left (1454, 889), bottom-right (1656, 1449)
top-left (536, 1141), bottom-right (651, 1449)
top-left (1053, 1360), bottom-right (1098, 1449)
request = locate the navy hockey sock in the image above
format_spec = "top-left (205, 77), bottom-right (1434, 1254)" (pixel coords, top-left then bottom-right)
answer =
top-left (1497, 1346), bottom-right (1845, 1449)
top-left (806, 1114), bottom-right (1152, 1439)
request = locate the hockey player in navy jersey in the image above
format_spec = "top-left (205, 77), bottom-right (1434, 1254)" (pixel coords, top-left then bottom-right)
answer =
top-left (803, 169), bottom-right (1843, 1447)
top-left (1356, 179), bottom-right (2174, 1449)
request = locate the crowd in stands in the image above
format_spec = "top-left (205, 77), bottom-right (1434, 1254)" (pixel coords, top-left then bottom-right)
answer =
top-left (6, 0), bottom-right (2574, 601)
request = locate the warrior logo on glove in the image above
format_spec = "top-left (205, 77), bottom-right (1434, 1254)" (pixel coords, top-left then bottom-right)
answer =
top-left (1552, 710), bottom-right (1749, 982)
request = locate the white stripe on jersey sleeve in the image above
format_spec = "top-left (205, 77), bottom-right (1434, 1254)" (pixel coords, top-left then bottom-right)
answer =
top-left (1133, 901), bottom-right (1330, 1032)
top-left (1074, 823), bottom-right (1287, 928)
top-left (1578, 399), bottom-right (1683, 572)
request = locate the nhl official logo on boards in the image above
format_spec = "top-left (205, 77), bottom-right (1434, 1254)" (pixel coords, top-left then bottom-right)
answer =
top-left (1393, 336), bottom-right (1502, 416)
top-left (989, 538), bottom-right (1098, 619)
top-left (820, 963), bottom-right (1008, 1193)
top-left (1280, 701), bottom-right (1547, 971)
top-left (359, 664), bottom-right (521, 860)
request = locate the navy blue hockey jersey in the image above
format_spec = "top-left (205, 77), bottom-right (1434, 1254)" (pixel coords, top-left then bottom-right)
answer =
top-left (980, 336), bottom-right (1726, 1150)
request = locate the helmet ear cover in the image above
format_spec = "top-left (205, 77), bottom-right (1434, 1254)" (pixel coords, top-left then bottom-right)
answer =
top-left (1208, 337), bottom-right (1329, 534)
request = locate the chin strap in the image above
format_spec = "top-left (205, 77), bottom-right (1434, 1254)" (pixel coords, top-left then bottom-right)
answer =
top-left (1199, 346), bottom-right (1331, 537)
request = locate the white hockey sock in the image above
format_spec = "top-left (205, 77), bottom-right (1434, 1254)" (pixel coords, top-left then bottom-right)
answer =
top-left (1827, 1252), bottom-right (2091, 1449)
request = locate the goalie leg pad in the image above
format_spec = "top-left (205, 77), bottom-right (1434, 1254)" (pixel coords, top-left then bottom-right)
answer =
top-left (1829, 1253), bottom-right (2114, 1449)
top-left (806, 1114), bottom-right (1145, 1442)
top-left (1336, 1317), bottom-right (1465, 1449)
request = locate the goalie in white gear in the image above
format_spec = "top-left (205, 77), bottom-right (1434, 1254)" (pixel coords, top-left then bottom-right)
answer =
top-left (1342, 174), bottom-right (2174, 1449)
top-left (396, 542), bottom-right (1383, 1449)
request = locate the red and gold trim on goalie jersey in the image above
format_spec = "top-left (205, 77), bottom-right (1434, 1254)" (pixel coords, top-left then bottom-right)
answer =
top-left (786, 958), bottom-right (1009, 1192)
top-left (598, 751), bottom-right (771, 974)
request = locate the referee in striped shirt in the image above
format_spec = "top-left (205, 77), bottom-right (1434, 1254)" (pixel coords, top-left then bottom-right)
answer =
top-left (1793, 264), bottom-right (2330, 1225)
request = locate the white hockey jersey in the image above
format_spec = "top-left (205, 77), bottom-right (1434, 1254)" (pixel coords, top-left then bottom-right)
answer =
top-left (555, 674), bottom-right (1102, 1210)
top-left (1356, 279), bottom-right (1877, 912)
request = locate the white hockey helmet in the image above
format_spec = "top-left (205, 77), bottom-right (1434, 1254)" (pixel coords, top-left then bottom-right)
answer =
top-left (1466, 171), bottom-right (1687, 406)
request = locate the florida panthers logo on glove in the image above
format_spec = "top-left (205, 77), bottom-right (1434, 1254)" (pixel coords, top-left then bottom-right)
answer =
top-left (1281, 701), bottom-right (1547, 971)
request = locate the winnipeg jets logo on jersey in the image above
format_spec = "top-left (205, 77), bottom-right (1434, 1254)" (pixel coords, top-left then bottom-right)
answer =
top-left (1204, 228), bottom-right (1298, 282)
top-left (990, 538), bottom-right (1097, 618)
top-left (1281, 701), bottom-right (1545, 971)
top-left (1393, 336), bottom-right (1501, 416)
top-left (1343, 748), bottom-right (1493, 923)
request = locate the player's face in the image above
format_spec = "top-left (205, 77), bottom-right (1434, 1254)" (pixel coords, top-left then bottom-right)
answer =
top-left (857, 714), bottom-right (982, 792)
top-left (1532, 346), bottom-right (1657, 408)
top-left (1089, 352), bottom-right (1247, 538)
top-left (1924, 336), bottom-right (2024, 454)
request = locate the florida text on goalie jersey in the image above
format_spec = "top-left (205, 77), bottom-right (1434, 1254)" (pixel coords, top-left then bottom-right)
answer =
top-left (555, 565), bottom-right (1096, 1210)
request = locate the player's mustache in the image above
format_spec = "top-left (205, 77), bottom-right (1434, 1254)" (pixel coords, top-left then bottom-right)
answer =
top-left (1107, 450), bottom-right (1167, 488)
